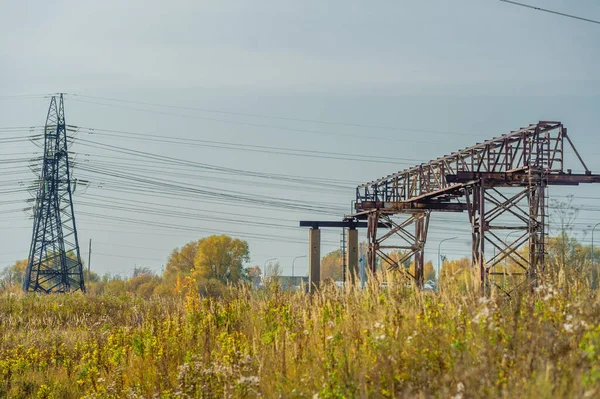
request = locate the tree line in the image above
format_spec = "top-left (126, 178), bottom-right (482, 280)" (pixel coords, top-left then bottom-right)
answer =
top-left (2, 228), bottom-right (599, 296)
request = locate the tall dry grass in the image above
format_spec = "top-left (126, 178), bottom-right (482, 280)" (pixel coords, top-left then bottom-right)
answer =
top-left (0, 274), bottom-right (598, 398)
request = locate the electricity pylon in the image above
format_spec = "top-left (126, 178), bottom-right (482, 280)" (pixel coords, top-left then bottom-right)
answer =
top-left (23, 94), bottom-right (85, 293)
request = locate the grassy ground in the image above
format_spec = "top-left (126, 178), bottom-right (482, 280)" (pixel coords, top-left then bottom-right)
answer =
top-left (0, 279), bottom-right (599, 398)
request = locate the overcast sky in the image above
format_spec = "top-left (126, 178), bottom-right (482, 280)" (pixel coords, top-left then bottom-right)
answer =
top-left (1, 0), bottom-right (599, 277)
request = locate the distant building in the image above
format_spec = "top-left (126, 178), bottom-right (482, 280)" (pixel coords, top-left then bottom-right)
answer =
top-left (278, 276), bottom-right (308, 291)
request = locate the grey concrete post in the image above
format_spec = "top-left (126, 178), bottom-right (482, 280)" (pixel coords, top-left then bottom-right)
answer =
top-left (346, 228), bottom-right (358, 285)
top-left (309, 228), bottom-right (321, 292)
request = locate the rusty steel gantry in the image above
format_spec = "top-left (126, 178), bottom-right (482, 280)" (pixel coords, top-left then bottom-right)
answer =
top-left (353, 121), bottom-right (600, 294)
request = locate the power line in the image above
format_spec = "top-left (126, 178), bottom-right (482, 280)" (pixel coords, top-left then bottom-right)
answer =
top-left (67, 98), bottom-right (474, 145)
top-left (92, 252), bottom-right (165, 262)
top-left (499, 0), bottom-right (600, 25)
top-left (74, 137), bottom-right (356, 193)
top-left (76, 150), bottom-right (358, 185)
top-left (77, 159), bottom-right (352, 195)
top-left (74, 126), bottom-right (414, 165)
top-left (76, 211), bottom-right (334, 245)
top-left (0, 94), bottom-right (50, 99)
top-left (76, 162), bottom-right (345, 214)
top-left (68, 93), bottom-right (472, 136)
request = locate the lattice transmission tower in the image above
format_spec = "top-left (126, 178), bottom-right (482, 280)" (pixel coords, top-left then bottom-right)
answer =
top-left (23, 94), bottom-right (85, 293)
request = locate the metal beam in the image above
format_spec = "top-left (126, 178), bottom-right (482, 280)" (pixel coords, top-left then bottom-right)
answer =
top-left (447, 172), bottom-right (600, 186)
top-left (299, 220), bottom-right (389, 229)
top-left (355, 201), bottom-right (467, 213)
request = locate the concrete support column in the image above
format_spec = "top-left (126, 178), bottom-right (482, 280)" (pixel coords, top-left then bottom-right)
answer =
top-left (346, 228), bottom-right (358, 285)
top-left (309, 228), bottom-right (321, 292)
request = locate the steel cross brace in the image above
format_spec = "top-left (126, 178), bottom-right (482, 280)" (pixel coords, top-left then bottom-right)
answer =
top-left (367, 210), bottom-right (431, 287)
top-left (465, 168), bottom-right (546, 295)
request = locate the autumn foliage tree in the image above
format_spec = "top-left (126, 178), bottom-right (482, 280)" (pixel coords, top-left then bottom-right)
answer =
top-left (440, 257), bottom-right (473, 290)
top-left (192, 235), bottom-right (249, 282)
top-left (0, 259), bottom-right (27, 292)
top-left (164, 235), bottom-right (250, 295)
top-left (164, 240), bottom-right (199, 284)
top-left (381, 250), bottom-right (435, 281)
top-left (321, 249), bottom-right (343, 281)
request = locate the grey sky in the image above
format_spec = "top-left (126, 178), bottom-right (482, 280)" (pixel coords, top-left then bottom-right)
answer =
top-left (1, 0), bottom-right (599, 276)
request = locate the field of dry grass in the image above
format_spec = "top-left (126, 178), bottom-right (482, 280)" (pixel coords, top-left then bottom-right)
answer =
top-left (0, 277), bottom-right (599, 398)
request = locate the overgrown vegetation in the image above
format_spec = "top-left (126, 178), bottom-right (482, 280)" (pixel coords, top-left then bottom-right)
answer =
top-left (1, 224), bottom-right (599, 397)
top-left (0, 274), bottom-right (599, 398)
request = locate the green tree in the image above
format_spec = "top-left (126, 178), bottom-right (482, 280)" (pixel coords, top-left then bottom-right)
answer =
top-left (263, 261), bottom-right (281, 285)
top-left (165, 240), bottom-right (199, 280)
top-left (548, 195), bottom-right (583, 280)
top-left (440, 257), bottom-right (473, 291)
top-left (103, 279), bottom-right (128, 296)
top-left (0, 259), bottom-right (27, 291)
top-left (191, 235), bottom-right (250, 284)
top-left (420, 261), bottom-right (436, 282)
top-left (382, 250), bottom-right (412, 271)
top-left (321, 249), bottom-right (343, 281)
top-left (128, 268), bottom-right (161, 298)
top-left (242, 265), bottom-right (262, 288)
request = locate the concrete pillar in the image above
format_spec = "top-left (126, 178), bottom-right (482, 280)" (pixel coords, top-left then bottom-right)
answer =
top-left (309, 228), bottom-right (321, 292)
top-left (346, 228), bottom-right (358, 285)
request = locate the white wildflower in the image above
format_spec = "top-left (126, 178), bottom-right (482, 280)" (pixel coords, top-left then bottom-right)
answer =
top-left (452, 382), bottom-right (465, 399)
top-left (534, 285), bottom-right (544, 293)
top-left (237, 376), bottom-right (260, 386)
top-left (473, 307), bottom-right (490, 324)
top-left (563, 323), bottom-right (574, 333)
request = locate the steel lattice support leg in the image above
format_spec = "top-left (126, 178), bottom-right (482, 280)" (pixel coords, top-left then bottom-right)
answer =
top-left (413, 214), bottom-right (429, 288)
top-left (466, 181), bottom-right (486, 291)
top-left (466, 171), bottom-right (547, 295)
top-left (366, 210), bottom-right (430, 287)
top-left (527, 168), bottom-right (546, 284)
top-left (367, 211), bottom-right (379, 274)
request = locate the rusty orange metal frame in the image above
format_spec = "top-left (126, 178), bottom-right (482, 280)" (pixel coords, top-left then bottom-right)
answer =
top-left (354, 122), bottom-right (600, 294)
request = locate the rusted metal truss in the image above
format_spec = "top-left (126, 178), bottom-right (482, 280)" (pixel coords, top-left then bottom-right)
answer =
top-left (464, 168), bottom-right (546, 295)
top-left (366, 210), bottom-right (430, 287)
top-left (354, 121), bottom-right (600, 292)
